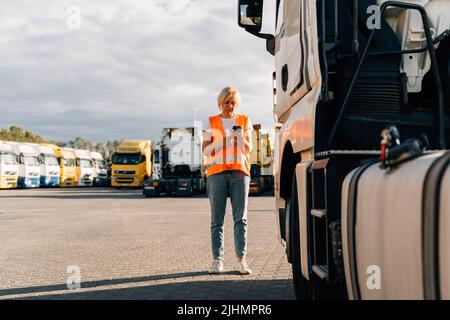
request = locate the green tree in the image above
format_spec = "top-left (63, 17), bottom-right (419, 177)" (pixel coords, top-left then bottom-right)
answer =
top-left (0, 125), bottom-right (46, 143)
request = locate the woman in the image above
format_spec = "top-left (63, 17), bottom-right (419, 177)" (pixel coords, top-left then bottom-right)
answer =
top-left (203, 86), bottom-right (253, 275)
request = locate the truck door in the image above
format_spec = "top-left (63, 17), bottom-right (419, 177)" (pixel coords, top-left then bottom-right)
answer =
top-left (274, 0), bottom-right (310, 121)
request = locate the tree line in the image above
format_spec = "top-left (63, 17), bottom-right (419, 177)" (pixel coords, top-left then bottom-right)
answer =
top-left (0, 125), bottom-right (120, 159)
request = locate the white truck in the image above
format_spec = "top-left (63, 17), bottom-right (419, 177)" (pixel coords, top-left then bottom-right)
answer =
top-left (74, 149), bottom-right (94, 187)
top-left (90, 151), bottom-right (108, 187)
top-left (237, 0), bottom-right (450, 299)
top-left (143, 127), bottom-right (206, 197)
top-left (27, 143), bottom-right (60, 187)
top-left (0, 141), bottom-right (19, 189)
top-left (7, 142), bottom-right (41, 188)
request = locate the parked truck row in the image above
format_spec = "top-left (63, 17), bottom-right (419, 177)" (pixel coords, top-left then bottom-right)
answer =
top-left (108, 125), bottom-right (275, 197)
top-left (0, 140), bottom-right (107, 189)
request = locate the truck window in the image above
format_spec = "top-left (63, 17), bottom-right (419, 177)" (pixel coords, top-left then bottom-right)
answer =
top-left (275, 0), bottom-right (284, 35)
top-left (44, 156), bottom-right (59, 166)
top-left (111, 153), bottom-right (142, 165)
top-left (0, 152), bottom-right (18, 165)
top-left (79, 159), bottom-right (93, 168)
top-left (64, 158), bottom-right (76, 167)
top-left (23, 156), bottom-right (39, 166)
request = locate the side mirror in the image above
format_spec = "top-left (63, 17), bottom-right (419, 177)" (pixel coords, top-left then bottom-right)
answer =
top-left (238, 0), bottom-right (263, 32)
top-left (237, 0), bottom-right (275, 56)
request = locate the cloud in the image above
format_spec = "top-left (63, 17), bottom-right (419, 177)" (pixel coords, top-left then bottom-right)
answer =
top-left (0, 0), bottom-right (275, 142)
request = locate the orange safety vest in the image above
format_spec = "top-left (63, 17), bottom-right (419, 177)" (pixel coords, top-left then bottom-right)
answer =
top-left (205, 114), bottom-right (251, 177)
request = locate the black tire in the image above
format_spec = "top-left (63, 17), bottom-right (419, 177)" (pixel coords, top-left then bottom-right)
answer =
top-left (289, 173), bottom-right (313, 300)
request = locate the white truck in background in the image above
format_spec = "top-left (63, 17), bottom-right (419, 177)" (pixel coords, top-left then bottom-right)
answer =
top-left (143, 127), bottom-right (206, 197)
top-left (90, 151), bottom-right (108, 187)
top-left (27, 143), bottom-right (60, 187)
top-left (74, 149), bottom-right (94, 187)
top-left (7, 142), bottom-right (40, 188)
top-left (0, 141), bottom-right (19, 189)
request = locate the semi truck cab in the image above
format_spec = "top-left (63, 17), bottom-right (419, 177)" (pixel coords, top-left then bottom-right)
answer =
top-left (0, 142), bottom-right (19, 189)
top-left (111, 140), bottom-right (152, 188)
top-left (7, 142), bottom-right (40, 188)
top-left (90, 151), bottom-right (107, 186)
top-left (30, 144), bottom-right (60, 187)
top-left (48, 145), bottom-right (76, 188)
top-left (74, 149), bottom-right (94, 187)
top-left (237, 0), bottom-right (450, 299)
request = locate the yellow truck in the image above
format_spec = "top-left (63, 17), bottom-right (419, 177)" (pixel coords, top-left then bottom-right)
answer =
top-left (45, 144), bottom-right (76, 187)
top-left (111, 140), bottom-right (152, 188)
top-left (249, 124), bottom-right (274, 195)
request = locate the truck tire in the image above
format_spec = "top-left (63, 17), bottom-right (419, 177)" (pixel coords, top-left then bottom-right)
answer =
top-left (289, 174), bottom-right (313, 300)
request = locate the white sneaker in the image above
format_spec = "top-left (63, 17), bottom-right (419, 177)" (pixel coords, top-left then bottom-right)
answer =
top-left (208, 259), bottom-right (224, 274)
top-left (237, 258), bottom-right (252, 275)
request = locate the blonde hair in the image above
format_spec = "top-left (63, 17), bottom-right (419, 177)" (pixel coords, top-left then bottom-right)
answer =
top-left (217, 86), bottom-right (241, 109)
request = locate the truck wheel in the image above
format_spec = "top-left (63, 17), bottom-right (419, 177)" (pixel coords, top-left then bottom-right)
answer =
top-left (289, 174), bottom-right (313, 300)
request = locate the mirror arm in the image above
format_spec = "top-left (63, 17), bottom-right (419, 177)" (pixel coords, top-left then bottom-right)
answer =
top-left (244, 29), bottom-right (275, 56)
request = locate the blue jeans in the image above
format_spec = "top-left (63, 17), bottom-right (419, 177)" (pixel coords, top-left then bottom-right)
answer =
top-left (207, 170), bottom-right (250, 261)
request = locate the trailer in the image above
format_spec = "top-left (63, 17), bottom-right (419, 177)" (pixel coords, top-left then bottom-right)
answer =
top-left (143, 127), bottom-right (206, 197)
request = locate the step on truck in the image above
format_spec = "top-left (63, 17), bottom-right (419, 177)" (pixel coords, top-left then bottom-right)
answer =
top-left (143, 127), bottom-right (206, 197)
top-left (0, 141), bottom-right (19, 189)
top-left (28, 143), bottom-right (60, 187)
top-left (111, 140), bottom-right (152, 188)
top-left (237, 0), bottom-right (450, 299)
top-left (90, 151), bottom-right (108, 187)
top-left (7, 142), bottom-right (40, 188)
top-left (249, 124), bottom-right (274, 195)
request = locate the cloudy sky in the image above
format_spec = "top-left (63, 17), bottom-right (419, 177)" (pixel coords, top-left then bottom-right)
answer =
top-left (0, 0), bottom-right (276, 143)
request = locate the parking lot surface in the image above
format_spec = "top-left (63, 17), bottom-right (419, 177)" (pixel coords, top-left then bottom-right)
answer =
top-left (0, 188), bottom-right (295, 300)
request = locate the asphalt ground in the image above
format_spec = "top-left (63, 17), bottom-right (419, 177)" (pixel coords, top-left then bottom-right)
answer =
top-left (0, 188), bottom-right (295, 300)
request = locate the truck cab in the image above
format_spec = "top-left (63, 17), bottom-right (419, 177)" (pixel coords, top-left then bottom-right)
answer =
top-left (27, 143), bottom-right (60, 187)
top-left (237, 0), bottom-right (450, 299)
top-left (90, 151), bottom-right (107, 187)
top-left (0, 141), bottom-right (19, 189)
top-left (7, 142), bottom-right (40, 188)
top-left (111, 140), bottom-right (152, 188)
top-left (47, 145), bottom-right (76, 187)
top-left (143, 127), bottom-right (205, 197)
top-left (73, 149), bottom-right (94, 187)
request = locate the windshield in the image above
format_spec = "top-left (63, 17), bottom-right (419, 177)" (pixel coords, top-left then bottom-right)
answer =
top-left (0, 152), bottom-right (18, 165)
top-left (64, 158), bottom-right (75, 167)
top-left (24, 156), bottom-right (39, 166)
top-left (44, 155), bottom-right (59, 166)
top-left (98, 160), bottom-right (106, 169)
top-left (79, 159), bottom-right (93, 168)
top-left (111, 153), bottom-right (142, 165)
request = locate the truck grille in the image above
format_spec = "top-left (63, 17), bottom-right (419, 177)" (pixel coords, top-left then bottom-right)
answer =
top-left (116, 178), bottom-right (134, 184)
top-left (115, 170), bottom-right (136, 175)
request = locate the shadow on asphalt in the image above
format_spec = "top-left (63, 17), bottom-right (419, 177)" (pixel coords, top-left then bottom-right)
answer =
top-left (0, 271), bottom-right (295, 300)
top-left (0, 189), bottom-right (274, 200)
